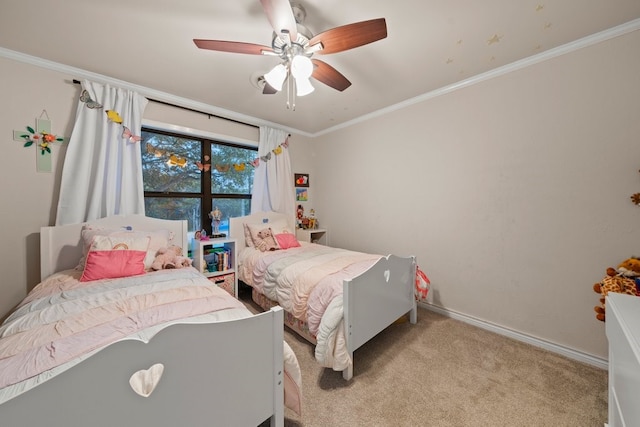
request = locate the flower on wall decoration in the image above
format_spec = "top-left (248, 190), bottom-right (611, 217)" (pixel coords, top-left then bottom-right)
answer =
top-left (19, 126), bottom-right (64, 155)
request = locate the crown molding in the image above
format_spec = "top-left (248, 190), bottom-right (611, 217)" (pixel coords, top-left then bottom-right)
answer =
top-left (313, 18), bottom-right (640, 137)
top-left (0, 47), bottom-right (312, 138)
top-left (2, 17), bottom-right (639, 139)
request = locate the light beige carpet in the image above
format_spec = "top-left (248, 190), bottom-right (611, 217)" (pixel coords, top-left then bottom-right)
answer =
top-left (244, 293), bottom-right (608, 427)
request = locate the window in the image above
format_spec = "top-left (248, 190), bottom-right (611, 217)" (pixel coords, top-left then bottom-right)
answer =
top-left (141, 127), bottom-right (257, 234)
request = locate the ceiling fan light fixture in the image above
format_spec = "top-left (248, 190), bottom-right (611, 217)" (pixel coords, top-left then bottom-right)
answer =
top-left (194, 3), bottom-right (388, 108)
top-left (295, 77), bottom-right (314, 97)
top-left (264, 63), bottom-right (287, 91)
top-left (305, 41), bottom-right (324, 55)
top-left (290, 55), bottom-right (313, 80)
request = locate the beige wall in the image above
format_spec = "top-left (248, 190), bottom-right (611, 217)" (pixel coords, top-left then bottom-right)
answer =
top-left (307, 30), bottom-right (640, 359)
top-left (1, 29), bottom-right (638, 361)
top-left (0, 57), bottom-right (308, 318)
top-left (0, 56), bottom-right (76, 317)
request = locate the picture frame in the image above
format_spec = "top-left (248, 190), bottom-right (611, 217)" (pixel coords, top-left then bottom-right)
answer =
top-left (294, 173), bottom-right (309, 187)
top-left (296, 188), bottom-right (308, 202)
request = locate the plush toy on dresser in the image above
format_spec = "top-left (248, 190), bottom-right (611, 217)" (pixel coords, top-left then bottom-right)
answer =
top-left (593, 258), bottom-right (640, 321)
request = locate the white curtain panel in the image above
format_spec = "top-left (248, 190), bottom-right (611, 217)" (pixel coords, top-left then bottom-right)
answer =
top-left (56, 80), bottom-right (148, 225)
top-left (251, 126), bottom-right (295, 220)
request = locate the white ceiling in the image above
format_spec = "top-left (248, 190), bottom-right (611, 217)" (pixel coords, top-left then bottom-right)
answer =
top-left (1, 0), bottom-right (639, 136)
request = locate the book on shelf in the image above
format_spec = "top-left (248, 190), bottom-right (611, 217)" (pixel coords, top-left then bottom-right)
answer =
top-left (205, 247), bottom-right (231, 272)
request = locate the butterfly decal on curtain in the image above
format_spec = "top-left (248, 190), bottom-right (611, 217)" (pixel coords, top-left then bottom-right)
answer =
top-left (233, 163), bottom-right (246, 172)
top-left (251, 158), bottom-right (260, 167)
top-left (260, 152), bottom-right (272, 162)
top-left (122, 127), bottom-right (142, 143)
top-left (79, 90), bottom-right (103, 109)
top-left (272, 146), bottom-right (283, 155)
top-left (215, 164), bottom-right (230, 173)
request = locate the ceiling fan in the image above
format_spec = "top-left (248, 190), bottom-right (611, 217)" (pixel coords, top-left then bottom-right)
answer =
top-left (193, 0), bottom-right (387, 108)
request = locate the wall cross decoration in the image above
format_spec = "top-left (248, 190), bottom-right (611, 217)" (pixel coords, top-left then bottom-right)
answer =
top-left (13, 111), bottom-right (69, 173)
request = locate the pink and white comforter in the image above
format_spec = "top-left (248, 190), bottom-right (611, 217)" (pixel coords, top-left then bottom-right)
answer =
top-left (239, 244), bottom-right (382, 371)
top-left (0, 267), bottom-right (302, 413)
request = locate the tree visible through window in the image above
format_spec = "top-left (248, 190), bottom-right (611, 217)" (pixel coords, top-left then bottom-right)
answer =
top-left (141, 128), bottom-right (257, 233)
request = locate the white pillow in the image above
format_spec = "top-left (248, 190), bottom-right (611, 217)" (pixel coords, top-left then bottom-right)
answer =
top-left (77, 225), bottom-right (173, 270)
top-left (88, 234), bottom-right (151, 251)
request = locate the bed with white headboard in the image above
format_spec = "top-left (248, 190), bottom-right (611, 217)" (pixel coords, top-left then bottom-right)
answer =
top-left (39, 214), bottom-right (189, 280)
top-left (0, 214), bottom-right (301, 427)
top-left (230, 211), bottom-right (418, 381)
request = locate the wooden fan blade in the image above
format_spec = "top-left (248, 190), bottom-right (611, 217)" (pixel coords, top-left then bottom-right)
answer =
top-left (193, 39), bottom-right (273, 55)
top-left (260, 0), bottom-right (297, 41)
top-left (309, 18), bottom-right (387, 55)
top-left (311, 59), bottom-right (352, 92)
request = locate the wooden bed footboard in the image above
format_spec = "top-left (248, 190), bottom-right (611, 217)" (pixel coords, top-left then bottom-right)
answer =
top-left (343, 254), bottom-right (417, 380)
top-left (0, 307), bottom-right (285, 427)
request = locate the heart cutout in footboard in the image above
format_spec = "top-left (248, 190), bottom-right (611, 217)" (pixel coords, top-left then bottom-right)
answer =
top-left (129, 363), bottom-right (164, 397)
top-left (384, 269), bottom-right (390, 283)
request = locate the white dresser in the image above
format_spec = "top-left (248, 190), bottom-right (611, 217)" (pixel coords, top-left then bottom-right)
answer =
top-left (606, 293), bottom-right (640, 427)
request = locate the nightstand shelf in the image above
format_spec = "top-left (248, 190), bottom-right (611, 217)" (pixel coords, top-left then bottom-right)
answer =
top-left (192, 237), bottom-right (237, 297)
top-left (296, 228), bottom-right (328, 245)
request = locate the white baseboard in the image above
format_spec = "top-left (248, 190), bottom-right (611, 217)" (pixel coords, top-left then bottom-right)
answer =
top-left (419, 302), bottom-right (608, 370)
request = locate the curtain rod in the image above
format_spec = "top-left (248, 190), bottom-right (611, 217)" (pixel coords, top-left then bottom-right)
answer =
top-left (72, 79), bottom-right (258, 129)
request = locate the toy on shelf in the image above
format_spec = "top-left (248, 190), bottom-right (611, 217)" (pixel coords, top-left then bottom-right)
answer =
top-left (592, 257), bottom-right (640, 321)
top-left (296, 205), bottom-right (318, 230)
top-left (308, 209), bottom-right (317, 229)
top-left (194, 229), bottom-right (209, 241)
top-left (209, 207), bottom-right (225, 238)
top-left (296, 204), bottom-right (304, 229)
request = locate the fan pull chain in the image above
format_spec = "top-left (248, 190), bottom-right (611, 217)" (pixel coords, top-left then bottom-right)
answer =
top-left (286, 73), bottom-right (296, 111)
top-left (286, 75), bottom-right (291, 110)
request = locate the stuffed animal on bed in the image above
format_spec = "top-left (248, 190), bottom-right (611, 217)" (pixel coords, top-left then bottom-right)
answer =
top-left (151, 245), bottom-right (192, 270)
top-left (254, 227), bottom-right (279, 252)
top-left (593, 259), bottom-right (640, 321)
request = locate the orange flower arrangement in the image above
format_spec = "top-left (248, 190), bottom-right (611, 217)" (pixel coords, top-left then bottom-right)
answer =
top-left (20, 126), bottom-right (64, 154)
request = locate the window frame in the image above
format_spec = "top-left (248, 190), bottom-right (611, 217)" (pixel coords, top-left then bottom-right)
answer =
top-left (141, 126), bottom-right (257, 234)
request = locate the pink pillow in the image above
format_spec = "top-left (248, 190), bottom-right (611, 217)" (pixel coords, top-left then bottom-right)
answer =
top-left (80, 250), bottom-right (146, 282)
top-left (77, 226), bottom-right (172, 270)
top-left (275, 233), bottom-right (301, 249)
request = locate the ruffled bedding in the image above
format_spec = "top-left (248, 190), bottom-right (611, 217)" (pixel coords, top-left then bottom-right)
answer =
top-left (238, 243), bottom-right (382, 372)
top-left (0, 267), bottom-right (302, 413)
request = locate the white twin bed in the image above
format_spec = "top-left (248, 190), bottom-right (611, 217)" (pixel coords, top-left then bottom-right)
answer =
top-left (230, 211), bottom-right (418, 381)
top-left (0, 215), bottom-right (301, 427)
top-left (0, 210), bottom-right (419, 426)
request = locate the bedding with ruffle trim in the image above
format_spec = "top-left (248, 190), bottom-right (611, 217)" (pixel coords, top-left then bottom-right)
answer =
top-left (0, 267), bottom-right (302, 414)
top-left (238, 244), bottom-right (381, 372)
